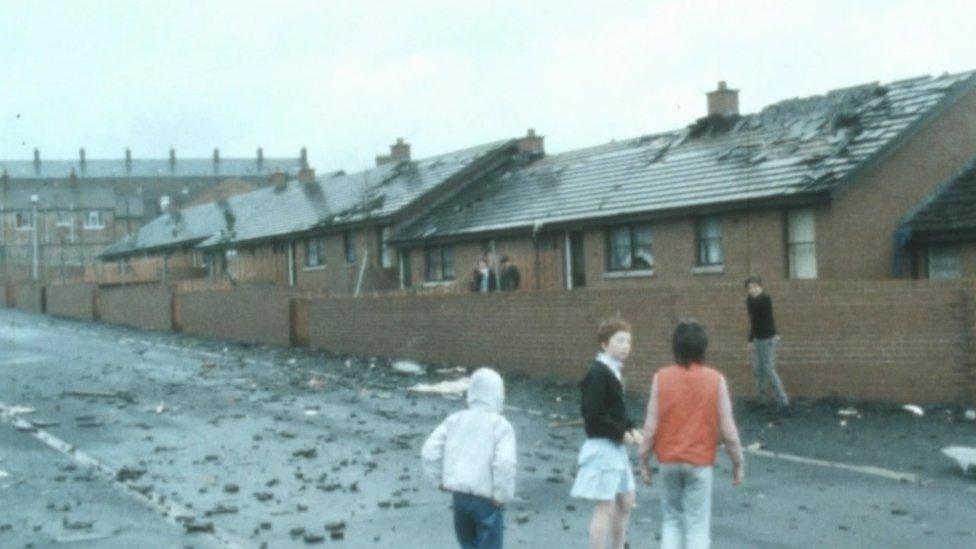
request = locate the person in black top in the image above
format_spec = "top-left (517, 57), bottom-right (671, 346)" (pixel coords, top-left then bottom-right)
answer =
top-left (570, 319), bottom-right (642, 549)
top-left (469, 257), bottom-right (497, 293)
top-left (745, 276), bottom-right (790, 412)
top-left (498, 255), bottom-right (521, 291)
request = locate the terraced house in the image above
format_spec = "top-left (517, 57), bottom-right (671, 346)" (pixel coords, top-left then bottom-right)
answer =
top-left (0, 147), bottom-right (303, 284)
top-left (392, 71), bottom-right (976, 291)
top-left (99, 136), bottom-right (540, 293)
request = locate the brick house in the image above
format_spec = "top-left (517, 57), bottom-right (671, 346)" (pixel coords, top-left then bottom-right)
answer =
top-left (1, 147), bottom-right (303, 284)
top-left (100, 138), bottom-right (535, 293)
top-left (899, 155), bottom-right (976, 278)
top-left (392, 71), bottom-right (976, 292)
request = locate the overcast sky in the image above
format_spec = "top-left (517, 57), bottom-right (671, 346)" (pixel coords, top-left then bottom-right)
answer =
top-left (2, 0), bottom-right (974, 174)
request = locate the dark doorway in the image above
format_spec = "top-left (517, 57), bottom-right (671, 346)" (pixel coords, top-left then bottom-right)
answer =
top-left (401, 250), bottom-right (412, 288)
top-left (570, 231), bottom-right (586, 288)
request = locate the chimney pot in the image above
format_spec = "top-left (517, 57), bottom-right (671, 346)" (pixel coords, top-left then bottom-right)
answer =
top-left (300, 147), bottom-right (308, 168)
top-left (213, 148), bottom-right (220, 164)
top-left (518, 128), bottom-right (545, 157)
top-left (706, 81), bottom-right (739, 116)
top-left (125, 148), bottom-right (132, 173)
top-left (390, 138), bottom-right (411, 163)
top-left (33, 148), bottom-right (40, 174)
top-left (169, 147), bottom-right (176, 171)
top-left (79, 147), bottom-right (86, 168)
top-left (257, 147), bottom-right (264, 167)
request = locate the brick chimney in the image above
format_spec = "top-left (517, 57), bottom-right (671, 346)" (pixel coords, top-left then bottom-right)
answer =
top-left (33, 148), bottom-right (40, 175)
top-left (375, 138), bottom-right (411, 166)
top-left (213, 148), bottom-right (220, 171)
top-left (298, 166), bottom-right (316, 184)
top-left (69, 167), bottom-right (78, 186)
top-left (257, 147), bottom-right (264, 170)
top-left (169, 148), bottom-right (176, 172)
top-left (270, 170), bottom-right (287, 189)
top-left (518, 128), bottom-right (545, 157)
top-left (125, 148), bottom-right (132, 174)
top-left (79, 148), bottom-right (86, 175)
top-left (707, 81), bottom-right (739, 116)
top-left (300, 147), bottom-right (308, 169)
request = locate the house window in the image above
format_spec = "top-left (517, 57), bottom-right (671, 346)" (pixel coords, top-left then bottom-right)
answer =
top-left (379, 226), bottom-right (397, 268)
top-left (343, 231), bottom-right (357, 264)
top-left (696, 217), bottom-right (724, 266)
top-left (607, 224), bottom-right (653, 271)
top-left (425, 245), bottom-right (455, 281)
top-left (305, 236), bottom-right (326, 268)
top-left (56, 211), bottom-right (72, 227)
top-left (84, 210), bottom-right (105, 229)
top-left (928, 244), bottom-right (961, 279)
top-left (16, 211), bottom-right (33, 229)
top-left (787, 209), bottom-right (817, 279)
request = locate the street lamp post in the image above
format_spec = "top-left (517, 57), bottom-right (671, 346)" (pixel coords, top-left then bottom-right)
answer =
top-left (31, 194), bottom-right (38, 281)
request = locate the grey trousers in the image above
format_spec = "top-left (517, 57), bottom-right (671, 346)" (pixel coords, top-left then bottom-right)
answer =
top-left (659, 464), bottom-right (713, 549)
top-left (751, 337), bottom-right (789, 406)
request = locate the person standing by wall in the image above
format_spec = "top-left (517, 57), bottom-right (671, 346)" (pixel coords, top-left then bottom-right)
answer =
top-left (470, 257), bottom-right (498, 293)
top-left (744, 276), bottom-right (790, 414)
top-left (498, 255), bottom-right (521, 291)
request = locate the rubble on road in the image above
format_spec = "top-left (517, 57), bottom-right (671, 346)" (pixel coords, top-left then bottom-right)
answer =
top-left (408, 377), bottom-right (471, 396)
top-left (391, 360), bottom-right (425, 376)
top-left (942, 446), bottom-right (976, 475)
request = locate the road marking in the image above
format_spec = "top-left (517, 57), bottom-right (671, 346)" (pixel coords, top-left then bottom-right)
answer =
top-left (0, 400), bottom-right (251, 549)
top-left (745, 445), bottom-right (920, 483)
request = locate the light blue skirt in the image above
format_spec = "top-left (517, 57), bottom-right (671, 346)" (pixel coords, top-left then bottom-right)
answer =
top-left (570, 438), bottom-right (635, 501)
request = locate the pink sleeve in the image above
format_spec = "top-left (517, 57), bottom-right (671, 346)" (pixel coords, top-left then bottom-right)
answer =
top-left (718, 376), bottom-right (743, 466)
top-left (639, 374), bottom-right (659, 462)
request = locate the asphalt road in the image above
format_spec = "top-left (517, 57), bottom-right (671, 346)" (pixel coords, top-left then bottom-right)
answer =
top-left (1, 308), bottom-right (974, 548)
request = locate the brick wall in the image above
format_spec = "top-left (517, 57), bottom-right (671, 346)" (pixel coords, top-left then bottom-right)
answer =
top-left (305, 280), bottom-right (976, 404)
top-left (46, 283), bottom-right (96, 320)
top-left (178, 286), bottom-right (293, 346)
top-left (13, 283), bottom-right (44, 314)
top-left (98, 285), bottom-right (174, 331)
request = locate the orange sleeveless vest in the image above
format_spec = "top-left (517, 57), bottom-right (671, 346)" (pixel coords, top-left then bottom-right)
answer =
top-left (654, 364), bottom-right (722, 466)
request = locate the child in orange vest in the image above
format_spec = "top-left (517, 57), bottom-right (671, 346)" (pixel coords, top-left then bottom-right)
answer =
top-left (638, 321), bottom-right (744, 549)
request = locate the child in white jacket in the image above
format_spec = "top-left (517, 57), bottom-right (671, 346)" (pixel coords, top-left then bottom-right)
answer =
top-left (421, 368), bottom-right (517, 549)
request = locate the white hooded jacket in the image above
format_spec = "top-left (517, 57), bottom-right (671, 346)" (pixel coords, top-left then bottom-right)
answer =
top-left (421, 368), bottom-right (517, 503)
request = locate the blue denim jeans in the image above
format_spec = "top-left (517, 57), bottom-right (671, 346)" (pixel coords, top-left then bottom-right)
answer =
top-left (751, 337), bottom-right (789, 406)
top-left (452, 492), bottom-right (504, 549)
top-left (659, 464), bottom-right (713, 549)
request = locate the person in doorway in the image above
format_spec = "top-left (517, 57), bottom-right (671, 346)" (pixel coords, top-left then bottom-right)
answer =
top-left (470, 257), bottom-right (498, 293)
top-left (498, 255), bottom-right (521, 291)
top-left (570, 319), bottom-right (642, 549)
top-left (744, 276), bottom-right (790, 414)
top-left (421, 368), bottom-right (517, 549)
top-left (639, 321), bottom-right (744, 549)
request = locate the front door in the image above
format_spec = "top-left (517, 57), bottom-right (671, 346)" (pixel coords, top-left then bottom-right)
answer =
top-left (570, 231), bottom-right (586, 288)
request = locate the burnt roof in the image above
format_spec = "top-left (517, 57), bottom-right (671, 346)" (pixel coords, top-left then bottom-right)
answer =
top-left (0, 156), bottom-right (302, 180)
top-left (396, 71), bottom-right (976, 242)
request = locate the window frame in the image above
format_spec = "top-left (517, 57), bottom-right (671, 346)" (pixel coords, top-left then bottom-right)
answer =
top-left (605, 223), bottom-right (654, 272)
top-left (56, 210), bottom-right (73, 228)
top-left (304, 236), bottom-right (326, 268)
top-left (84, 210), bottom-right (105, 229)
top-left (378, 226), bottom-right (396, 269)
top-left (16, 211), bottom-right (33, 230)
top-left (786, 208), bottom-right (818, 279)
top-left (695, 216), bottom-right (724, 267)
top-left (424, 245), bottom-right (456, 282)
top-left (927, 243), bottom-right (962, 280)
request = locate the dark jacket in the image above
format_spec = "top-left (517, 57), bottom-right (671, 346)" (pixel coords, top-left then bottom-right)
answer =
top-left (499, 265), bottom-right (521, 291)
top-left (580, 361), bottom-right (635, 443)
top-left (746, 293), bottom-right (777, 341)
top-left (470, 269), bottom-right (498, 292)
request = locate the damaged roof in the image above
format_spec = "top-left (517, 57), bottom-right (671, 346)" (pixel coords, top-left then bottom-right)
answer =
top-left (901, 155), bottom-right (976, 240)
top-left (396, 71), bottom-right (976, 242)
top-left (0, 156), bottom-right (303, 180)
top-left (2, 184), bottom-right (116, 211)
top-left (102, 140), bottom-right (513, 257)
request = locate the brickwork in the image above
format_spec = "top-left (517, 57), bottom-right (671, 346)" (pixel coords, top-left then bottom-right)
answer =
top-left (98, 285), bottom-right (174, 331)
top-left (13, 284), bottom-right (44, 313)
top-left (306, 280), bottom-right (976, 404)
top-left (178, 287), bottom-right (293, 346)
top-left (46, 283), bottom-right (96, 320)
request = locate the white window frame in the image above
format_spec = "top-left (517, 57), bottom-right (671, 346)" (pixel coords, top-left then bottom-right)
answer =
top-left (607, 223), bottom-right (654, 272)
top-left (305, 236), bottom-right (326, 269)
top-left (786, 208), bottom-right (817, 279)
top-left (927, 244), bottom-right (961, 280)
top-left (379, 226), bottom-right (397, 269)
top-left (696, 216), bottom-right (724, 267)
top-left (84, 210), bottom-right (105, 229)
top-left (56, 210), bottom-right (72, 227)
